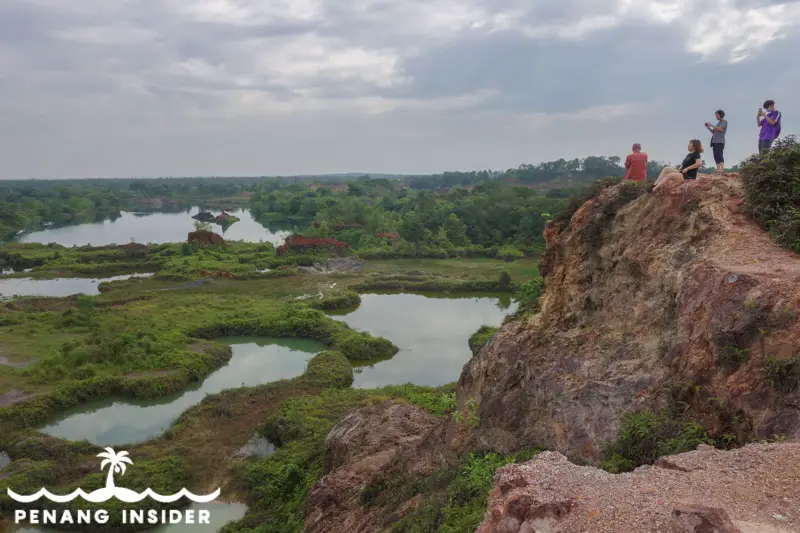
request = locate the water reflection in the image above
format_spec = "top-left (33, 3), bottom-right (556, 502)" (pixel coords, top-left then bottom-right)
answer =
top-left (333, 293), bottom-right (516, 388)
top-left (0, 273), bottom-right (154, 299)
top-left (14, 208), bottom-right (293, 247)
top-left (39, 337), bottom-right (325, 446)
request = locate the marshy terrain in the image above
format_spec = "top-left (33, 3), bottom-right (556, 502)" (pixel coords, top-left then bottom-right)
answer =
top-left (0, 233), bottom-right (538, 533)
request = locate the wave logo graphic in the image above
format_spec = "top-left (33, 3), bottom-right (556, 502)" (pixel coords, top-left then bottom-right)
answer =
top-left (7, 447), bottom-right (220, 504)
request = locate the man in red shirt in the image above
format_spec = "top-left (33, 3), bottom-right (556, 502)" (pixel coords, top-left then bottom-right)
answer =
top-left (624, 143), bottom-right (648, 182)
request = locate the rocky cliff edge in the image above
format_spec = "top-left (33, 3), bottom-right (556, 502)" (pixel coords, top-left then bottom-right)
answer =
top-left (306, 175), bottom-right (800, 533)
top-left (458, 175), bottom-right (800, 458)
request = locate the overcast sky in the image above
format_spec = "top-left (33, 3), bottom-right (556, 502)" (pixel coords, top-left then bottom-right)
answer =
top-left (1, 0), bottom-right (798, 179)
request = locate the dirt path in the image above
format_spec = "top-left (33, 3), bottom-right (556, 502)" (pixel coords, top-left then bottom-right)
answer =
top-left (694, 175), bottom-right (800, 304)
top-left (0, 389), bottom-right (37, 407)
top-left (0, 355), bottom-right (35, 369)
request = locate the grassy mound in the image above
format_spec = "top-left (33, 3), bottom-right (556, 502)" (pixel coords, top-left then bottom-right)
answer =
top-left (741, 135), bottom-right (800, 253)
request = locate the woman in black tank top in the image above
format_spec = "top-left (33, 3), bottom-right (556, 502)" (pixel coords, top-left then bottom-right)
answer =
top-left (680, 139), bottom-right (704, 180)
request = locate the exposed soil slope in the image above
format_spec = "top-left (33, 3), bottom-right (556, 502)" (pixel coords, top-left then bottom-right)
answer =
top-left (478, 442), bottom-right (800, 533)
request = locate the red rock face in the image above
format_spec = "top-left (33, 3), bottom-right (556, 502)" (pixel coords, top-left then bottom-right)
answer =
top-left (304, 402), bottom-right (441, 533)
top-left (187, 230), bottom-right (224, 247)
top-left (457, 176), bottom-right (800, 459)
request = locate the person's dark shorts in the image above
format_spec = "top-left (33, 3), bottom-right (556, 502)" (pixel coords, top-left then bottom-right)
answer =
top-left (759, 139), bottom-right (773, 153)
top-left (711, 142), bottom-right (724, 164)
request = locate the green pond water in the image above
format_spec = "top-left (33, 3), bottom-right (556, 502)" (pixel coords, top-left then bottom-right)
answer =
top-left (0, 273), bottom-right (154, 299)
top-left (38, 337), bottom-right (325, 446)
top-left (330, 293), bottom-right (515, 388)
top-left (9, 502), bottom-right (248, 533)
top-left (13, 208), bottom-right (292, 246)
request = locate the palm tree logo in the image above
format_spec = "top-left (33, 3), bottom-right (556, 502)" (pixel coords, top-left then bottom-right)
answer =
top-left (7, 448), bottom-right (220, 504)
top-left (98, 448), bottom-right (133, 492)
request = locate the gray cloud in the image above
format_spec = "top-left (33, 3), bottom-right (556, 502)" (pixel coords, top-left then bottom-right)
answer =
top-left (1, 0), bottom-right (799, 178)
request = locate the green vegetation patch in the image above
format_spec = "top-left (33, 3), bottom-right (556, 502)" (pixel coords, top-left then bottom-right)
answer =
top-left (763, 356), bottom-right (800, 394)
top-left (741, 136), bottom-right (800, 254)
top-left (224, 385), bottom-right (451, 533)
top-left (468, 326), bottom-right (498, 357)
top-left (369, 450), bottom-right (540, 533)
top-left (600, 409), bottom-right (713, 473)
top-left (352, 270), bottom-right (516, 293)
top-left (301, 351), bottom-right (354, 389)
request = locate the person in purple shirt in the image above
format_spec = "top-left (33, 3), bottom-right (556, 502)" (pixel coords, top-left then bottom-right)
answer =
top-left (757, 100), bottom-right (782, 153)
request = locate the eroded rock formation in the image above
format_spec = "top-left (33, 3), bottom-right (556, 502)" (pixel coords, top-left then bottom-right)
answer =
top-left (457, 176), bottom-right (800, 459)
top-left (304, 175), bottom-right (800, 532)
top-left (187, 230), bottom-right (224, 247)
top-left (305, 401), bottom-right (445, 533)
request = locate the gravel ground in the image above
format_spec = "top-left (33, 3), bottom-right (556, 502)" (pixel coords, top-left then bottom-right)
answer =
top-left (478, 443), bottom-right (800, 533)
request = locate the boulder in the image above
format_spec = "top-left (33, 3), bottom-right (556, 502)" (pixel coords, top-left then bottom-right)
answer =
top-left (187, 230), bottom-right (224, 247)
top-left (305, 401), bottom-right (440, 533)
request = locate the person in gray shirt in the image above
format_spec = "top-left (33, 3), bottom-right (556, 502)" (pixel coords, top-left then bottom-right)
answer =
top-left (705, 110), bottom-right (727, 173)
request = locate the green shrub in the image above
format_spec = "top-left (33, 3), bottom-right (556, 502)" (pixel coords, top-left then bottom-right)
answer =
top-left (308, 291), bottom-right (361, 310)
top-left (741, 136), bottom-right (800, 253)
top-left (552, 177), bottom-right (622, 225)
top-left (763, 357), bottom-right (800, 393)
top-left (468, 325), bottom-right (498, 357)
top-left (302, 351), bottom-right (354, 389)
top-left (716, 345), bottom-right (751, 370)
top-left (512, 277), bottom-right (544, 313)
top-left (600, 409), bottom-right (712, 473)
top-left (497, 246), bottom-right (524, 262)
top-left (382, 450), bottom-right (540, 533)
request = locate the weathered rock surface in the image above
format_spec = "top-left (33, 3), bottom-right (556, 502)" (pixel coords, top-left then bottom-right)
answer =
top-left (477, 443), bottom-right (800, 533)
top-left (187, 230), bottom-right (224, 247)
top-left (305, 401), bottom-right (442, 533)
top-left (458, 176), bottom-right (800, 459)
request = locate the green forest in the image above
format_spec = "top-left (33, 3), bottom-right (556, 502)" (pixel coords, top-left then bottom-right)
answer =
top-left (0, 154), bottom-right (739, 243)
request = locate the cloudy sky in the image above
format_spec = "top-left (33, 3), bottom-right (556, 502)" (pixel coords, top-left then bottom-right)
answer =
top-left (1, 0), bottom-right (799, 179)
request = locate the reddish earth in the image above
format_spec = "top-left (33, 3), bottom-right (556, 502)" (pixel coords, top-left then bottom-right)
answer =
top-left (478, 443), bottom-right (800, 533)
top-left (376, 232), bottom-right (399, 240)
top-left (119, 242), bottom-right (148, 250)
top-left (188, 230), bottom-right (224, 247)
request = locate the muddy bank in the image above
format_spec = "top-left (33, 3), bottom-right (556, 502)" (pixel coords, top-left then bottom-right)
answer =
top-left (300, 257), bottom-right (365, 274)
top-left (0, 390), bottom-right (36, 408)
top-left (0, 356), bottom-right (34, 369)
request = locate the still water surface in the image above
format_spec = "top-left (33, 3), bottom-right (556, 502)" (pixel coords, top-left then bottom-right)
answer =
top-left (15, 208), bottom-right (292, 246)
top-left (331, 293), bottom-right (514, 388)
top-left (39, 337), bottom-right (324, 446)
top-left (0, 273), bottom-right (154, 299)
